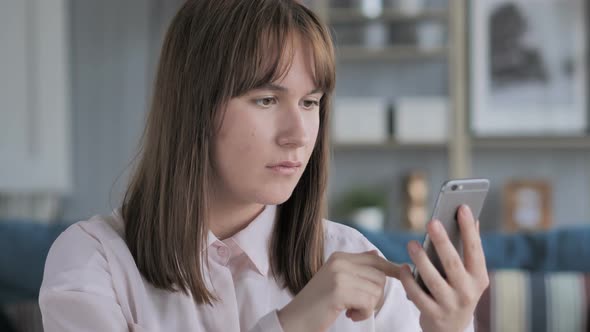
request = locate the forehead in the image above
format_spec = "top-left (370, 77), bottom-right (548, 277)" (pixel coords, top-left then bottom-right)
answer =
top-left (231, 28), bottom-right (333, 97)
top-left (273, 36), bottom-right (316, 86)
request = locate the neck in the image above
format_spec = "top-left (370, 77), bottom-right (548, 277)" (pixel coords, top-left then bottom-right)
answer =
top-left (208, 198), bottom-right (265, 240)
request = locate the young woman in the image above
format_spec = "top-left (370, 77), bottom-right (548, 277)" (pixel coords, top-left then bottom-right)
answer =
top-left (39, 0), bottom-right (489, 331)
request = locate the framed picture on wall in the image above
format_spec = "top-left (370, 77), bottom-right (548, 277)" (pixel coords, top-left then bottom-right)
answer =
top-left (503, 180), bottom-right (552, 231)
top-left (470, 0), bottom-right (588, 136)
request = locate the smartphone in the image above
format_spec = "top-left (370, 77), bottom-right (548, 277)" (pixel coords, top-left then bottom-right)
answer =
top-left (412, 178), bottom-right (490, 294)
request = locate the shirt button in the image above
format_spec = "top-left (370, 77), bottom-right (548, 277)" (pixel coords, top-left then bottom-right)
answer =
top-left (217, 246), bottom-right (228, 258)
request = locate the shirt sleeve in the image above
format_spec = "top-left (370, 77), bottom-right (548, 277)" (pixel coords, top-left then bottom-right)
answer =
top-left (40, 290), bottom-right (129, 332)
top-left (247, 310), bottom-right (285, 332)
top-left (39, 224), bottom-right (129, 332)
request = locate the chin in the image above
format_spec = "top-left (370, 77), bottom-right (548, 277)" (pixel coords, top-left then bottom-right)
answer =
top-left (254, 187), bottom-right (297, 206)
top-left (250, 176), bottom-right (306, 205)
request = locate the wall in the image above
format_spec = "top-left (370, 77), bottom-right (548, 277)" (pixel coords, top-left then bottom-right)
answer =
top-left (61, 0), bottom-right (590, 231)
top-left (61, 0), bottom-right (183, 220)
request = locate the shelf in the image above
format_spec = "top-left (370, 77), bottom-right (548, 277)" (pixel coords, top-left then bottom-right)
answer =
top-left (328, 8), bottom-right (448, 23)
top-left (472, 137), bottom-right (590, 149)
top-left (336, 45), bottom-right (447, 61)
top-left (331, 137), bottom-right (590, 151)
top-left (332, 140), bottom-right (447, 151)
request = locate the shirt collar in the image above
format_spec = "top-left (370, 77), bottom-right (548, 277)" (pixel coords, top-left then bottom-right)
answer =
top-left (206, 205), bottom-right (277, 276)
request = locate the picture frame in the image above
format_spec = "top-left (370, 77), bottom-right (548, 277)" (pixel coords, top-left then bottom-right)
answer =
top-left (503, 180), bottom-right (552, 231)
top-left (470, 0), bottom-right (588, 136)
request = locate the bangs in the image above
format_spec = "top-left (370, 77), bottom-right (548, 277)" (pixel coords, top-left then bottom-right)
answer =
top-left (229, 1), bottom-right (335, 98)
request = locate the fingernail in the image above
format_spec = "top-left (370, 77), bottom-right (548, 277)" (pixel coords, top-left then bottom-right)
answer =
top-left (404, 264), bottom-right (412, 274)
top-left (461, 205), bottom-right (471, 217)
top-left (432, 219), bottom-right (443, 232)
top-left (400, 264), bottom-right (408, 274)
top-left (408, 242), bottom-right (419, 255)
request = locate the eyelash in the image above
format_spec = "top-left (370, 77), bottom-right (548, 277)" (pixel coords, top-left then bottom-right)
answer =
top-left (302, 100), bottom-right (320, 109)
top-left (253, 97), bottom-right (320, 109)
top-left (254, 97), bottom-right (278, 107)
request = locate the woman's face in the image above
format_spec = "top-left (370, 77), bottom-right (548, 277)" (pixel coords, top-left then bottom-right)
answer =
top-left (211, 37), bottom-right (323, 207)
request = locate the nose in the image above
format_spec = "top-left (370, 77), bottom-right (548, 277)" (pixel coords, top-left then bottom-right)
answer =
top-left (276, 104), bottom-right (309, 148)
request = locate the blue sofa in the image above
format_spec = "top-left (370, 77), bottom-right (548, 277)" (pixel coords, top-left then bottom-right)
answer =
top-left (0, 221), bottom-right (66, 305)
top-left (0, 220), bottom-right (68, 332)
top-left (356, 225), bottom-right (590, 272)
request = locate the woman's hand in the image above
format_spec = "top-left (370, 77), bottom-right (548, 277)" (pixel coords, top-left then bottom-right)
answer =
top-left (277, 250), bottom-right (401, 332)
top-left (400, 204), bottom-right (489, 332)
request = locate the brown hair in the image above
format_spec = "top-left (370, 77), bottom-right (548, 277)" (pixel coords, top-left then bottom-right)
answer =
top-left (121, 0), bottom-right (335, 305)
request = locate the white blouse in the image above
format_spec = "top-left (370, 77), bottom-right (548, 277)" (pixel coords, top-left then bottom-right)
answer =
top-left (39, 205), bottom-right (474, 331)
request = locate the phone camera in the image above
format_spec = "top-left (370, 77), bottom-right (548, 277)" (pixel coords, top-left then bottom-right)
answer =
top-left (451, 185), bottom-right (458, 191)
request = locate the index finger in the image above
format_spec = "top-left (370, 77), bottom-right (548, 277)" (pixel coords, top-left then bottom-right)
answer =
top-left (349, 251), bottom-right (402, 279)
top-left (458, 205), bottom-right (487, 276)
top-left (374, 256), bottom-right (402, 279)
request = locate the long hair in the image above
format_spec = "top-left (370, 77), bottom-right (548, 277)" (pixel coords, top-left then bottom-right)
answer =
top-left (122, 0), bottom-right (335, 305)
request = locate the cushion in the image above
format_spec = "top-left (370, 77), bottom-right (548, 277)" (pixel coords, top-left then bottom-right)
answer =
top-left (475, 270), bottom-right (590, 332)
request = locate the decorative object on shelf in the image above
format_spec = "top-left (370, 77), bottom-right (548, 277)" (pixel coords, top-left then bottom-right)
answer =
top-left (327, 0), bottom-right (449, 61)
top-left (394, 96), bottom-right (448, 143)
top-left (332, 187), bottom-right (388, 231)
top-left (416, 20), bottom-right (445, 51)
top-left (360, 0), bottom-right (383, 18)
top-left (329, 0), bottom-right (383, 13)
top-left (470, 0), bottom-right (588, 136)
top-left (402, 171), bottom-right (429, 231)
top-left (504, 179), bottom-right (552, 231)
top-left (332, 97), bottom-right (389, 144)
top-left (364, 21), bottom-right (389, 49)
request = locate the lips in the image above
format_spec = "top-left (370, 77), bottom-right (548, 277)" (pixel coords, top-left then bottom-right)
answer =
top-left (269, 161), bottom-right (302, 168)
top-left (267, 161), bottom-right (302, 175)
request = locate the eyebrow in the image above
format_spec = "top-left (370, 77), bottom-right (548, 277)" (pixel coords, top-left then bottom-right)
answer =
top-left (255, 83), bottom-right (323, 95)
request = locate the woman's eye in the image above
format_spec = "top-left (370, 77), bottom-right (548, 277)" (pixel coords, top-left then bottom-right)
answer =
top-left (255, 97), bottom-right (277, 107)
top-left (302, 100), bottom-right (320, 109)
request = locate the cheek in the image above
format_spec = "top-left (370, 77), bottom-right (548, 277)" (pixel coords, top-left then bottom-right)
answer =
top-left (217, 108), bottom-right (258, 153)
top-left (216, 118), bottom-right (264, 175)
top-left (217, 129), bottom-right (256, 164)
top-left (307, 113), bottom-right (321, 146)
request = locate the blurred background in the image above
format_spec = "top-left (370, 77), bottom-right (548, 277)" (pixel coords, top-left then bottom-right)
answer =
top-left (1, 0), bottom-right (590, 331)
